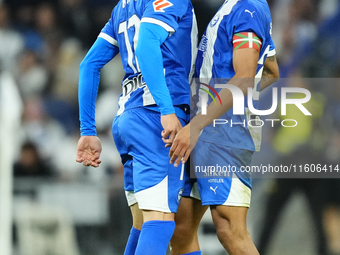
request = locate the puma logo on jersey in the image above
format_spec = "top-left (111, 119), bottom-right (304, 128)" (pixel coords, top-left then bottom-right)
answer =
top-left (245, 9), bottom-right (255, 18)
top-left (153, 0), bottom-right (173, 12)
top-left (210, 186), bottom-right (218, 194)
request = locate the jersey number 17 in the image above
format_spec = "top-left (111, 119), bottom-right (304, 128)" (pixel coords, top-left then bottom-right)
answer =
top-left (118, 14), bottom-right (141, 73)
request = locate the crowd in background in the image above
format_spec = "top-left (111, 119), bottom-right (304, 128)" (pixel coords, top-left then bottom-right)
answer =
top-left (1, 0), bottom-right (340, 254)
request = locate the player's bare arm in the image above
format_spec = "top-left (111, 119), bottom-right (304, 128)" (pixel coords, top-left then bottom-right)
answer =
top-left (260, 54), bottom-right (279, 91)
top-left (169, 48), bottom-right (259, 167)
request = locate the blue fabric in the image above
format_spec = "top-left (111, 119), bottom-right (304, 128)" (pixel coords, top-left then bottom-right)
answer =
top-left (182, 251), bottom-right (202, 255)
top-left (135, 220), bottom-right (175, 255)
top-left (112, 108), bottom-right (186, 213)
top-left (135, 22), bottom-right (174, 115)
top-left (124, 227), bottom-right (141, 255)
top-left (145, 105), bottom-right (190, 123)
top-left (142, 0), bottom-right (190, 32)
top-left (99, 0), bottom-right (197, 116)
top-left (194, 0), bottom-right (274, 152)
top-left (78, 37), bottom-right (119, 136)
top-left (190, 140), bottom-right (253, 205)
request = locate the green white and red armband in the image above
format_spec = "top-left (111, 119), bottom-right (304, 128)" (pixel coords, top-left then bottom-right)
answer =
top-left (233, 32), bottom-right (262, 51)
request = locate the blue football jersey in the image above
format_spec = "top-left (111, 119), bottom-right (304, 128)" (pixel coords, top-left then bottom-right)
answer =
top-left (100, 0), bottom-right (198, 115)
top-left (195, 0), bottom-right (276, 152)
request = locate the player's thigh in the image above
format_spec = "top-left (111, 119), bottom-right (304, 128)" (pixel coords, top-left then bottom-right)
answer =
top-left (119, 108), bottom-right (186, 213)
top-left (175, 197), bottom-right (208, 234)
top-left (210, 205), bottom-right (249, 232)
top-left (193, 140), bottom-right (252, 207)
top-left (130, 203), bottom-right (143, 230)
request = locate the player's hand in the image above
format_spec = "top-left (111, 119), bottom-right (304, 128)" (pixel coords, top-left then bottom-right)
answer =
top-left (169, 124), bottom-right (200, 167)
top-left (161, 113), bottom-right (183, 147)
top-left (76, 136), bottom-right (102, 167)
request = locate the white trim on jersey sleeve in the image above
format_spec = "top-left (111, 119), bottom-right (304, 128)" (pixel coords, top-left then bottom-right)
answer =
top-left (141, 17), bottom-right (175, 33)
top-left (189, 9), bottom-right (198, 80)
top-left (267, 48), bottom-right (276, 57)
top-left (98, 32), bottom-right (119, 47)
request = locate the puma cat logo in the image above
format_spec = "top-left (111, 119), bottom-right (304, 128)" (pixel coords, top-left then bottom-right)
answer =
top-left (210, 186), bottom-right (218, 194)
top-left (245, 9), bottom-right (255, 18)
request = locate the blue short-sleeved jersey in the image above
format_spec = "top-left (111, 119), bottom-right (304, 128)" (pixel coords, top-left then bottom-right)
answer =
top-left (195, 0), bottom-right (276, 152)
top-left (100, 0), bottom-right (198, 115)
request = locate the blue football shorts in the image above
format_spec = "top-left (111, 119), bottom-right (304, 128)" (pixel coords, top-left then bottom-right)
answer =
top-left (112, 107), bottom-right (187, 213)
top-left (183, 138), bottom-right (253, 207)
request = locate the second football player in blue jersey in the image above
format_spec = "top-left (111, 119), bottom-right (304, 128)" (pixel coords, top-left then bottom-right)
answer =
top-left (75, 0), bottom-right (198, 254)
top-left (169, 0), bottom-right (279, 254)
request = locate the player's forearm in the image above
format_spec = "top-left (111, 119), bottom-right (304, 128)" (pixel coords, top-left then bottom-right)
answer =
top-left (79, 38), bottom-right (118, 136)
top-left (135, 23), bottom-right (175, 116)
top-left (191, 76), bottom-right (254, 130)
top-left (79, 59), bottom-right (100, 136)
top-left (192, 62), bottom-right (279, 130)
top-left (260, 55), bottom-right (279, 91)
top-left (260, 76), bottom-right (278, 91)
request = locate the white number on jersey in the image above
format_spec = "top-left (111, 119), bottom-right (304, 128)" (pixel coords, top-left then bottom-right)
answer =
top-left (118, 14), bottom-right (141, 73)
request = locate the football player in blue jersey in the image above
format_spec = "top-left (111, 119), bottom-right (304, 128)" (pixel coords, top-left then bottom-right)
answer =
top-left (75, 0), bottom-right (198, 254)
top-left (168, 0), bottom-right (279, 254)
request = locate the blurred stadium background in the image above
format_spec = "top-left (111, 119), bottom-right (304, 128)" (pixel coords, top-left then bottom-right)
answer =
top-left (1, 0), bottom-right (340, 254)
